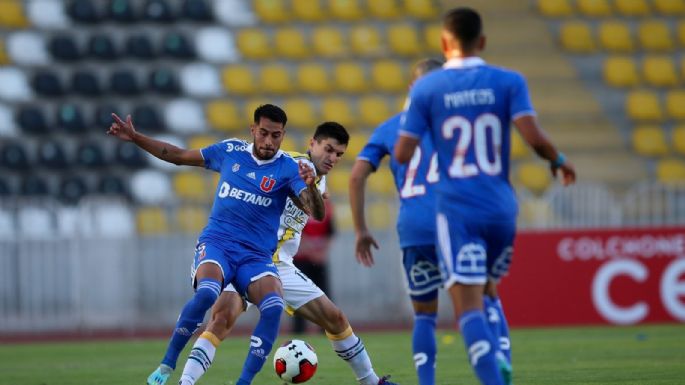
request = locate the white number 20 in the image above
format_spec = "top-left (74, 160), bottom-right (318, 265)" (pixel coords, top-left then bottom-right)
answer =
top-left (442, 113), bottom-right (502, 178)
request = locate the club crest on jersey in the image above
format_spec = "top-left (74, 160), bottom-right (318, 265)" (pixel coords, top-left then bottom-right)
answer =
top-left (260, 176), bottom-right (276, 192)
top-left (232, 163), bottom-right (240, 172)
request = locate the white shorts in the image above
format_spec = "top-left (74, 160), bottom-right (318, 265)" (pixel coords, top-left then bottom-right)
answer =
top-left (224, 262), bottom-right (324, 315)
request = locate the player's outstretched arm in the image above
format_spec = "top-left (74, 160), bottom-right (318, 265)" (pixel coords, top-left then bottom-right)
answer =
top-left (349, 160), bottom-right (379, 267)
top-left (298, 161), bottom-right (326, 221)
top-left (107, 113), bottom-right (205, 167)
top-left (514, 115), bottom-right (576, 186)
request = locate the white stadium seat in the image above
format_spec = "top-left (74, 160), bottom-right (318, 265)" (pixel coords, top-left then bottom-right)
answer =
top-left (195, 27), bottom-right (240, 63)
top-left (164, 99), bottom-right (206, 135)
top-left (17, 205), bottom-right (54, 240)
top-left (131, 169), bottom-right (173, 205)
top-left (0, 208), bottom-right (15, 240)
top-left (0, 67), bottom-right (33, 102)
top-left (0, 103), bottom-right (18, 137)
top-left (26, 0), bottom-right (70, 29)
top-left (213, 0), bottom-right (257, 26)
top-left (92, 201), bottom-right (135, 238)
top-left (6, 32), bottom-right (49, 66)
top-left (180, 63), bottom-right (223, 97)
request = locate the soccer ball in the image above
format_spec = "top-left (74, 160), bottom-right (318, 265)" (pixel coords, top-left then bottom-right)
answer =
top-left (273, 339), bottom-right (318, 383)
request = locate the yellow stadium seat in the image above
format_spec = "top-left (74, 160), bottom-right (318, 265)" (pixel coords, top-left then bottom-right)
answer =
top-left (598, 21), bottom-right (634, 52)
top-left (329, 0), bottom-right (364, 21)
top-left (537, 0), bottom-right (574, 17)
top-left (254, 0), bottom-right (291, 23)
top-left (368, 168), bottom-right (396, 197)
top-left (327, 168), bottom-right (351, 195)
top-left (359, 96), bottom-right (391, 127)
top-left (643, 56), bottom-right (679, 87)
top-left (350, 25), bottom-right (385, 57)
top-left (346, 133), bottom-right (368, 159)
top-left (615, 0), bottom-right (651, 16)
top-left (280, 135), bottom-right (298, 153)
top-left (207, 100), bottom-right (243, 132)
top-left (677, 20), bottom-right (685, 46)
top-left (297, 63), bottom-right (331, 94)
top-left (282, 98), bottom-right (318, 129)
top-left (175, 205), bottom-right (208, 234)
top-left (511, 130), bottom-right (529, 159)
top-left (173, 171), bottom-right (212, 202)
top-left (626, 90), bottom-right (663, 121)
top-left (395, 95), bottom-right (408, 112)
top-left (275, 28), bottom-right (309, 59)
top-left (653, 0), bottom-right (685, 15)
top-left (312, 27), bottom-right (347, 58)
top-left (672, 125), bottom-right (685, 154)
top-left (188, 135), bottom-right (219, 150)
top-left (222, 65), bottom-right (255, 95)
top-left (577, 0), bottom-right (613, 16)
top-left (369, 201), bottom-right (393, 229)
top-left (136, 207), bottom-right (169, 235)
top-left (638, 20), bottom-right (674, 51)
top-left (603, 56), bottom-right (640, 87)
top-left (516, 162), bottom-right (552, 195)
top-left (0, 0), bottom-right (28, 28)
top-left (371, 60), bottom-right (407, 92)
top-left (292, 0), bottom-right (326, 22)
top-left (369, 0), bottom-right (401, 19)
top-left (0, 40), bottom-right (9, 65)
top-left (560, 21), bottom-right (596, 53)
top-left (403, 0), bottom-right (438, 20)
top-left (321, 98), bottom-right (356, 128)
top-left (236, 29), bottom-right (272, 59)
top-left (682, 57), bottom-right (685, 79)
top-left (632, 125), bottom-right (669, 156)
top-left (666, 90), bottom-right (685, 120)
top-left (387, 23), bottom-right (422, 56)
top-left (334, 62), bottom-right (368, 93)
top-left (243, 98), bottom-right (270, 122)
top-left (260, 64), bottom-right (293, 94)
top-left (424, 24), bottom-right (442, 53)
top-left (657, 158), bottom-right (685, 182)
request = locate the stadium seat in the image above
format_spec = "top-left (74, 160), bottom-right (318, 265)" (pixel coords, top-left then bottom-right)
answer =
top-left (292, 0), bottom-right (326, 21)
top-left (638, 20), bottom-right (674, 51)
top-left (134, 105), bottom-right (164, 131)
top-left (206, 100), bottom-right (242, 132)
top-left (387, 23), bottom-right (422, 56)
top-left (403, 0), bottom-right (438, 20)
top-left (358, 96), bottom-right (391, 127)
top-left (173, 171), bottom-right (212, 202)
top-left (424, 23), bottom-right (442, 53)
top-left (0, 179), bottom-right (11, 197)
top-left (143, 0), bottom-right (175, 22)
top-left (559, 21), bottom-right (596, 53)
top-left (17, 205), bottom-right (54, 239)
top-left (350, 25), bottom-right (384, 57)
top-left (175, 205), bottom-right (208, 233)
top-left (0, 40), bottom-right (9, 65)
top-left (107, 0), bottom-right (137, 22)
top-left (75, 141), bottom-right (106, 169)
top-left (282, 98), bottom-right (318, 129)
top-left (236, 28), bottom-right (271, 60)
top-left (222, 64), bottom-right (255, 95)
top-left (162, 32), bottom-right (195, 59)
top-left (296, 63), bottom-right (331, 94)
top-left (321, 98), bottom-right (356, 128)
top-left (188, 135), bottom-right (218, 150)
top-left (67, 0), bottom-right (101, 24)
top-left (243, 98), bottom-right (269, 123)
top-left (49, 35), bottom-right (81, 61)
top-left (164, 100), bottom-right (205, 135)
top-left (136, 206), bottom-right (170, 234)
top-left (21, 175), bottom-right (50, 196)
top-left (510, 130), bottom-right (529, 159)
top-left (369, 0), bottom-right (401, 19)
top-left (57, 103), bottom-right (87, 134)
top-left (195, 27), bottom-right (239, 63)
top-left (516, 162), bottom-right (552, 195)
top-left (334, 62), bottom-right (368, 93)
top-left (181, 0), bottom-right (213, 21)
top-left (116, 141), bottom-right (148, 168)
top-left (7, 32), bottom-right (49, 65)
top-left (0, 103), bottom-right (17, 137)
top-left (367, 167), bottom-right (396, 196)
top-left (0, 0), bottom-right (29, 28)
top-left (88, 34), bottom-right (118, 60)
top-left (59, 175), bottom-right (89, 205)
top-left (97, 174), bottom-right (128, 196)
top-left (17, 105), bottom-right (48, 135)
top-left (329, 0), bottom-right (364, 21)
top-left (126, 34), bottom-right (157, 59)
top-left (32, 70), bottom-right (64, 97)
top-left (312, 27), bottom-right (347, 58)
top-left (25, 1), bottom-right (68, 30)
top-left (213, 0), bottom-right (257, 26)
top-left (180, 63), bottom-right (222, 97)
top-left (327, 168), bottom-right (351, 195)
top-left (0, 141), bottom-right (30, 170)
top-left (626, 90), bottom-right (663, 121)
top-left (537, 0), bottom-right (574, 17)
top-left (672, 125), bottom-right (685, 154)
top-left (615, 0), bottom-right (651, 16)
top-left (679, 20), bottom-right (685, 46)
top-left (653, 0), bottom-right (685, 15)
top-left (598, 21), bottom-right (634, 52)
top-left (275, 28), bottom-right (309, 59)
top-left (369, 201), bottom-right (392, 229)
top-left (260, 64), bottom-right (293, 94)
top-left (577, 0), bottom-right (613, 16)
top-left (0, 67), bottom-right (33, 102)
top-left (632, 125), bottom-right (669, 156)
top-left (666, 90), bottom-right (685, 120)
top-left (72, 70), bottom-right (102, 97)
top-left (643, 56), bottom-right (679, 87)
top-left (110, 69), bottom-right (141, 96)
top-left (253, 0), bottom-right (290, 23)
top-left (149, 67), bottom-right (180, 94)
top-left (603, 56), bottom-right (640, 87)
top-left (371, 60), bottom-right (406, 92)
top-left (131, 169), bottom-right (173, 204)
top-left (94, 103), bottom-right (121, 129)
top-left (656, 158), bottom-right (685, 182)
top-left (37, 139), bottom-right (69, 170)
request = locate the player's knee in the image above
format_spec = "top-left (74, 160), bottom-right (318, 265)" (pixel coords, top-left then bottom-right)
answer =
top-left (323, 306), bottom-right (348, 334)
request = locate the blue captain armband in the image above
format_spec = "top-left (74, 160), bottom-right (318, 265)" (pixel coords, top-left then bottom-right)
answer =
top-left (552, 152), bottom-right (566, 168)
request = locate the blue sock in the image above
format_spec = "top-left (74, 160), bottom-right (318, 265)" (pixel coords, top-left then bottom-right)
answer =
top-left (413, 312), bottom-right (437, 385)
top-left (458, 310), bottom-right (505, 385)
top-left (237, 293), bottom-right (284, 385)
top-left (161, 278), bottom-right (221, 369)
top-left (493, 298), bottom-right (511, 363)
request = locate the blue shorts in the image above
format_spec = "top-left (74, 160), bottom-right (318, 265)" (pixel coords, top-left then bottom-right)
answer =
top-left (191, 240), bottom-right (279, 296)
top-left (436, 212), bottom-right (515, 287)
top-left (402, 245), bottom-right (442, 302)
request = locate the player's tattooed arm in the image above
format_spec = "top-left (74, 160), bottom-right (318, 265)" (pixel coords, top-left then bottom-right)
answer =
top-left (297, 161), bottom-right (325, 220)
top-left (108, 113), bottom-right (204, 167)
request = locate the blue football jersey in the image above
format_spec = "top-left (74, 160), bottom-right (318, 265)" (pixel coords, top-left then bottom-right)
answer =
top-left (199, 139), bottom-right (308, 257)
top-left (358, 113), bottom-right (438, 248)
top-left (400, 58), bottom-right (535, 220)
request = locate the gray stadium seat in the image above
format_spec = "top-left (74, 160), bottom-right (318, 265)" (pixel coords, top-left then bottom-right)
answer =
top-left (88, 34), bottom-right (118, 60)
top-left (32, 70), bottom-right (65, 97)
top-left (20, 175), bottom-right (50, 196)
top-left (162, 32), bottom-right (195, 59)
top-left (126, 34), bottom-right (157, 59)
top-left (115, 141), bottom-right (148, 168)
top-left (149, 67), bottom-right (180, 94)
top-left (97, 174), bottom-right (128, 197)
top-left (59, 175), bottom-right (89, 204)
top-left (94, 103), bottom-right (121, 129)
top-left (182, 0), bottom-right (213, 21)
top-left (37, 140), bottom-right (69, 170)
top-left (143, 0), bottom-right (176, 22)
top-left (67, 0), bottom-right (102, 24)
top-left (49, 35), bottom-right (82, 62)
top-left (57, 103), bottom-right (87, 134)
top-left (76, 141), bottom-right (106, 169)
top-left (17, 105), bottom-right (49, 135)
top-left (71, 69), bottom-right (102, 96)
top-left (1, 142), bottom-right (30, 170)
top-left (110, 69), bottom-right (140, 95)
top-left (108, 0), bottom-right (137, 23)
top-left (132, 105), bottom-right (163, 131)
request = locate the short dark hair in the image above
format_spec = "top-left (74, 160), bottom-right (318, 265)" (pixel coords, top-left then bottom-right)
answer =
top-left (254, 104), bottom-right (287, 126)
top-left (313, 121), bottom-right (349, 145)
top-left (443, 7), bottom-right (482, 52)
top-left (414, 58), bottom-right (444, 77)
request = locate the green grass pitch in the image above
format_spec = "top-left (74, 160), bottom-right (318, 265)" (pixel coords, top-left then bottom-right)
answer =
top-left (1, 324), bottom-right (683, 385)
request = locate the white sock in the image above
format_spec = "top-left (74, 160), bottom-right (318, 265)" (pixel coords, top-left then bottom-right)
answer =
top-left (328, 327), bottom-right (379, 385)
top-left (179, 331), bottom-right (219, 385)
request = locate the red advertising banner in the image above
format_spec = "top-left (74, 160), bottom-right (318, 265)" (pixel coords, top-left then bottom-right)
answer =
top-left (498, 227), bottom-right (685, 326)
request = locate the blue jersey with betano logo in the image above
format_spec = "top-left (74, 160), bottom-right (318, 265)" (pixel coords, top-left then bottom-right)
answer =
top-left (358, 113), bottom-right (437, 248)
top-left (400, 58), bottom-right (536, 221)
top-left (200, 139), bottom-right (308, 257)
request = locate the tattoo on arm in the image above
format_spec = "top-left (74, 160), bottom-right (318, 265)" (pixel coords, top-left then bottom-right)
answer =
top-left (161, 147), bottom-right (168, 156)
